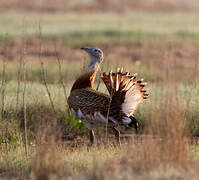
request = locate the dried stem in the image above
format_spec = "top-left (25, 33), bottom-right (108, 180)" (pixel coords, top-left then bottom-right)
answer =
top-left (38, 24), bottom-right (56, 114)
top-left (18, 19), bottom-right (28, 157)
top-left (105, 96), bottom-right (112, 143)
top-left (96, 65), bottom-right (104, 91)
top-left (16, 52), bottom-right (23, 113)
top-left (1, 40), bottom-right (8, 153)
top-left (104, 70), bottom-right (113, 143)
top-left (54, 43), bottom-right (68, 106)
top-left (98, 64), bottom-right (111, 143)
top-left (20, 21), bottom-right (28, 156)
top-left (22, 45), bottom-right (28, 157)
top-left (193, 53), bottom-right (198, 87)
top-left (0, 45), bottom-right (7, 120)
top-left (0, 60), bottom-right (6, 120)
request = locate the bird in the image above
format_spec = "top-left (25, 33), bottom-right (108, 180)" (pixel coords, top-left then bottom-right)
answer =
top-left (67, 47), bottom-right (148, 145)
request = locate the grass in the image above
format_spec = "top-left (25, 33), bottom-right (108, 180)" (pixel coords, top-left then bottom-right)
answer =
top-left (1, 74), bottom-right (199, 135)
top-left (1, 57), bottom-right (198, 178)
top-left (0, 132), bottom-right (198, 179)
top-left (0, 10), bottom-right (199, 179)
top-left (1, 11), bottom-right (199, 47)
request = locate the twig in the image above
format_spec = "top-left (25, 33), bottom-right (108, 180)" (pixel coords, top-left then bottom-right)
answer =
top-left (105, 90), bottom-right (113, 143)
top-left (38, 24), bottom-right (56, 114)
top-left (98, 65), bottom-right (112, 143)
top-left (193, 53), bottom-right (198, 88)
top-left (20, 20), bottom-right (28, 157)
top-left (0, 44), bottom-right (7, 120)
top-left (54, 43), bottom-right (68, 106)
top-left (1, 39), bottom-right (8, 153)
top-left (96, 66), bottom-right (103, 91)
top-left (22, 44), bottom-right (28, 157)
top-left (16, 52), bottom-right (23, 113)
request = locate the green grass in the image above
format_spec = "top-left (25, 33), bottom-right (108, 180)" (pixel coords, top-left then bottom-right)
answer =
top-left (1, 11), bottom-right (199, 46)
top-left (1, 11), bottom-right (199, 35)
top-left (1, 59), bottom-right (165, 84)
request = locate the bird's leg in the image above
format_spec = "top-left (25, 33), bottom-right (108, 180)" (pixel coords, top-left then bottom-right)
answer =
top-left (89, 129), bottom-right (95, 145)
top-left (86, 122), bottom-right (95, 145)
top-left (113, 127), bottom-right (121, 146)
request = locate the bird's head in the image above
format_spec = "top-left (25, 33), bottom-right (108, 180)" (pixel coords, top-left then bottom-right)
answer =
top-left (81, 47), bottom-right (104, 71)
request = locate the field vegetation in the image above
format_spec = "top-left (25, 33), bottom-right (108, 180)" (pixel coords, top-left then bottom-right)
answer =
top-left (0, 1), bottom-right (199, 179)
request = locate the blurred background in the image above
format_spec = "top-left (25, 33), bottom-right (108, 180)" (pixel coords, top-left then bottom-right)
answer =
top-left (1, 0), bottom-right (199, 12)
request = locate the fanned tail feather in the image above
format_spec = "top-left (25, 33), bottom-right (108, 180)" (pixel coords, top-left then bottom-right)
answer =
top-left (101, 68), bottom-right (148, 116)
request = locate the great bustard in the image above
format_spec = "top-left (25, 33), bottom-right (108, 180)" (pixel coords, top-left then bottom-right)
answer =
top-left (67, 47), bottom-right (148, 145)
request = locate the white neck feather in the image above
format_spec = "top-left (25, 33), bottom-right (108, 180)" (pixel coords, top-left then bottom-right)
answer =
top-left (86, 55), bottom-right (101, 72)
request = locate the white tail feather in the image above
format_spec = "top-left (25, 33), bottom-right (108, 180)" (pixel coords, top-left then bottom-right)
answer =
top-left (101, 69), bottom-right (148, 116)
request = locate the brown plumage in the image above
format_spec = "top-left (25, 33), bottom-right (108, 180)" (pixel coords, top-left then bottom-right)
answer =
top-left (67, 47), bottom-right (148, 145)
top-left (71, 70), bottom-right (97, 91)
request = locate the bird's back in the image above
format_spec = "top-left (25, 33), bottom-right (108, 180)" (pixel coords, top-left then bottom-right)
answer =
top-left (67, 88), bottom-right (114, 126)
top-left (68, 88), bottom-right (109, 115)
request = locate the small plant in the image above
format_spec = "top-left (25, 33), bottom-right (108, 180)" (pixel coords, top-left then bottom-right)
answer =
top-left (65, 109), bottom-right (84, 129)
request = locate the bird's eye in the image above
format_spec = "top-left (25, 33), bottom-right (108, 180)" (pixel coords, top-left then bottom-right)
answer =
top-left (94, 49), bottom-right (98, 52)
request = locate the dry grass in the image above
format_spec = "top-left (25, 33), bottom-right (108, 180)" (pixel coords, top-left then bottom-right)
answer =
top-left (77, 91), bottom-right (196, 180)
top-left (0, 68), bottom-right (198, 179)
top-left (31, 140), bottom-right (67, 179)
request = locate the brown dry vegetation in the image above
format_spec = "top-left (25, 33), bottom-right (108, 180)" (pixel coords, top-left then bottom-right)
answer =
top-left (1, 0), bottom-right (199, 12)
top-left (1, 38), bottom-right (199, 84)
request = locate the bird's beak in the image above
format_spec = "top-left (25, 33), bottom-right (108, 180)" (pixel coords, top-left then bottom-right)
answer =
top-left (81, 47), bottom-right (89, 52)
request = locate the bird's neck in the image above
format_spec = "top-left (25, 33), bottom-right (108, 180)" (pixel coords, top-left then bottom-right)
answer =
top-left (71, 56), bottom-right (102, 91)
top-left (71, 68), bottom-right (99, 91)
top-left (87, 56), bottom-right (101, 70)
